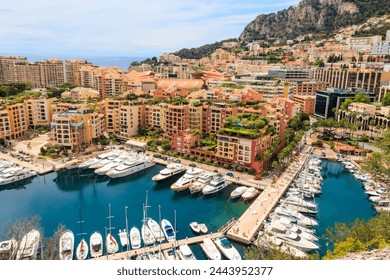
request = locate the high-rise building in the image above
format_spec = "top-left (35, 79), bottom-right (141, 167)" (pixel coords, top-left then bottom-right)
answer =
top-left (65, 59), bottom-right (93, 86)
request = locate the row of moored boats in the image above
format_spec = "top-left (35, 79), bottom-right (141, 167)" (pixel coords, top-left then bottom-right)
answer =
top-left (66, 150), bottom-right (155, 179)
top-left (0, 159), bottom-right (36, 186)
top-left (257, 156), bottom-right (323, 258)
top-left (340, 158), bottom-right (389, 211)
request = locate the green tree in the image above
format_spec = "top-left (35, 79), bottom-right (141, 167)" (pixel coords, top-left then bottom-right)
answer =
top-left (341, 98), bottom-right (353, 110)
top-left (354, 92), bottom-right (370, 103)
top-left (382, 91), bottom-right (390, 106)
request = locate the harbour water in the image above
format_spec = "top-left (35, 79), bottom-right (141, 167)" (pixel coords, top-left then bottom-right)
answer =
top-left (0, 160), bottom-right (376, 259)
top-left (314, 160), bottom-right (376, 257)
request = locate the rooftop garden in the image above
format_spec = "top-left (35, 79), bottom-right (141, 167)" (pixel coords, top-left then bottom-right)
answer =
top-left (0, 90), bottom-right (41, 105)
top-left (219, 113), bottom-right (270, 139)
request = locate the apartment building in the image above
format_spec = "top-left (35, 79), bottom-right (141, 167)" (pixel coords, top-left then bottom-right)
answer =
top-left (65, 59), bottom-right (93, 86)
top-left (39, 59), bottom-right (65, 88)
top-left (313, 68), bottom-right (383, 95)
top-left (0, 56), bottom-right (29, 83)
top-left (0, 109), bottom-right (12, 142)
top-left (24, 97), bottom-right (56, 128)
top-left (50, 110), bottom-right (98, 152)
top-left (201, 103), bottom-right (236, 136)
top-left (293, 81), bottom-right (328, 96)
top-left (163, 104), bottom-right (189, 136)
top-left (79, 65), bottom-right (97, 88)
top-left (188, 105), bottom-right (203, 131)
top-left (144, 104), bottom-right (164, 129)
top-left (292, 95), bottom-right (316, 115)
top-left (119, 103), bottom-right (143, 137)
top-left (94, 70), bottom-right (125, 99)
top-left (6, 103), bottom-right (28, 139)
top-left (61, 87), bottom-right (99, 101)
top-left (268, 67), bottom-right (313, 81)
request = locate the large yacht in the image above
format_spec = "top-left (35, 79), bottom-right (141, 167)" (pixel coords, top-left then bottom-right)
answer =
top-left (94, 156), bottom-right (128, 176)
top-left (106, 154), bottom-right (155, 179)
top-left (170, 168), bottom-right (203, 192)
top-left (152, 163), bottom-right (186, 182)
top-left (0, 168), bottom-right (36, 186)
top-left (202, 175), bottom-right (230, 195)
top-left (189, 172), bottom-right (214, 194)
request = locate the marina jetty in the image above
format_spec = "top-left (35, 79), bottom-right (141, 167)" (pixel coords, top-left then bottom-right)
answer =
top-left (226, 146), bottom-right (313, 244)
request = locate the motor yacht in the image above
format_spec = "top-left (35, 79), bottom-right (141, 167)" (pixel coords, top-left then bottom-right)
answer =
top-left (90, 232), bottom-right (103, 258)
top-left (163, 248), bottom-right (180, 260)
top-left (152, 163), bottom-right (186, 182)
top-left (178, 244), bottom-right (196, 260)
top-left (147, 218), bottom-right (165, 242)
top-left (16, 229), bottom-right (40, 260)
top-left (0, 168), bottom-right (36, 186)
top-left (202, 175), bottom-right (230, 195)
top-left (170, 168), bottom-right (203, 192)
top-left (161, 219), bottom-right (176, 242)
top-left (0, 238), bottom-right (18, 260)
top-left (241, 187), bottom-right (260, 201)
top-left (200, 238), bottom-right (221, 260)
top-left (59, 230), bottom-right (74, 260)
top-left (230, 186), bottom-right (248, 199)
top-left (118, 229), bottom-right (129, 248)
top-left (129, 227), bottom-right (141, 249)
top-left (189, 172), bottom-right (214, 194)
top-left (213, 237), bottom-right (241, 260)
top-left (106, 155), bottom-right (154, 178)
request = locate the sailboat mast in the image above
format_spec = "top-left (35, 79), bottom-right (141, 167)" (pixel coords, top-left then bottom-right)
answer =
top-left (107, 203), bottom-right (115, 235)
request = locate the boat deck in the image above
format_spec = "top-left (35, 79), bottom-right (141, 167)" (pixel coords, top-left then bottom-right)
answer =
top-left (226, 146), bottom-right (313, 245)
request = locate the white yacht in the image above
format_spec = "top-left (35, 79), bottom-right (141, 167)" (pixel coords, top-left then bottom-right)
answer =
top-left (94, 157), bottom-right (126, 176)
top-left (257, 231), bottom-right (308, 258)
top-left (189, 172), bottom-right (214, 194)
top-left (76, 238), bottom-right (88, 260)
top-left (152, 163), bottom-right (186, 182)
top-left (200, 238), bottom-right (221, 260)
top-left (59, 230), bottom-right (74, 260)
top-left (106, 155), bottom-right (155, 178)
top-left (178, 244), bottom-right (196, 260)
top-left (0, 168), bottom-right (36, 186)
top-left (282, 195), bottom-right (317, 209)
top-left (16, 229), bottom-right (40, 260)
top-left (214, 237), bottom-right (241, 260)
top-left (130, 227), bottom-right (141, 249)
top-left (78, 158), bottom-right (101, 169)
top-left (147, 218), bottom-right (165, 242)
top-left (161, 219), bottom-right (176, 242)
top-left (89, 232), bottom-right (103, 258)
top-left (89, 158), bottom-right (113, 169)
top-left (170, 168), bottom-right (203, 192)
top-left (202, 175), bottom-right (230, 195)
top-left (272, 231), bottom-right (319, 251)
top-left (230, 186), bottom-right (248, 199)
top-left (275, 207), bottom-right (318, 227)
top-left (0, 238), bottom-right (18, 260)
top-left (118, 229), bottom-right (129, 248)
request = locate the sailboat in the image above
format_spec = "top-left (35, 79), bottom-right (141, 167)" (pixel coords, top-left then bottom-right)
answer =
top-left (76, 209), bottom-right (88, 260)
top-left (90, 232), bottom-right (103, 258)
top-left (141, 192), bottom-right (156, 246)
top-left (106, 203), bottom-right (119, 254)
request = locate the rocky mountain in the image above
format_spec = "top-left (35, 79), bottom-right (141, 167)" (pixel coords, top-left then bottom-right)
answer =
top-left (239, 0), bottom-right (390, 42)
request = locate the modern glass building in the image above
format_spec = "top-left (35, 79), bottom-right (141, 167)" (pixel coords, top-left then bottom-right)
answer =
top-left (314, 88), bottom-right (376, 119)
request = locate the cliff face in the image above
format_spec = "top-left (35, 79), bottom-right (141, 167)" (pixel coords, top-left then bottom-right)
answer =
top-left (239, 0), bottom-right (388, 41)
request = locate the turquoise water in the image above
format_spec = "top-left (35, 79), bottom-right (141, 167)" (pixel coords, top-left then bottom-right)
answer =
top-left (0, 165), bottom-right (247, 259)
top-left (0, 160), bottom-right (376, 259)
top-left (314, 160), bottom-right (376, 257)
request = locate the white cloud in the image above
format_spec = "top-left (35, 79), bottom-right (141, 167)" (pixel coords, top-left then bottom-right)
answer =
top-left (0, 0), bottom-right (300, 56)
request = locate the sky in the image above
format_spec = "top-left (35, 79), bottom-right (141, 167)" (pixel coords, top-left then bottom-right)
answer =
top-left (0, 0), bottom-right (300, 57)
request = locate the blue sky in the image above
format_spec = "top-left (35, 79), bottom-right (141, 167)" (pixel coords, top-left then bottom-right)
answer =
top-left (0, 0), bottom-right (299, 57)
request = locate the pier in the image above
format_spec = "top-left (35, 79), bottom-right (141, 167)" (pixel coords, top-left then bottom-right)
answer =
top-left (226, 146), bottom-right (313, 244)
top-left (94, 232), bottom-right (223, 260)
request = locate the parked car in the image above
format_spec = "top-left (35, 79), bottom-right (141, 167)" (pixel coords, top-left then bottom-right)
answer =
top-left (173, 159), bottom-right (181, 163)
top-left (161, 156), bottom-right (168, 161)
top-left (153, 154), bottom-right (161, 158)
top-left (189, 163), bottom-right (196, 167)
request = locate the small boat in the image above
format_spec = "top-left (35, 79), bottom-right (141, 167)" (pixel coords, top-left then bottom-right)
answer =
top-left (76, 238), bottom-right (89, 260)
top-left (130, 227), bottom-right (141, 249)
top-left (200, 238), bottom-right (221, 260)
top-left (16, 229), bottom-right (40, 260)
top-left (161, 219), bottom-right (176, 242)
top-left (189, 222), bottom-right (201, 233)
top-left (0, 238), bottom-right (18, 260)
top-left (214, 237), bottom-right (241, 260)
top-left (59, 230), bottom-right (74, 260)
top-left (147, 218), bottom-right (165, 242)
top-left (199, 223), bottom-right (208, 234)
top-left (241, 187), bottom-right (260, 201)
top-left (230, 186), bottom-right (248, 199)
top-left (152, 163), bottom-right (186, 182)
top-left (369, 196), bottom-right (381, 203)
top-left (118, 229), bottom-right (129, 248)
top-left (90, 232), bottom-right (103, 258)
top-left (178, 244), bottom-right (196, 260)
top-left (106, 234), bottom-right (119, 254)
top-left (65, 161), bottom-right (80, 170)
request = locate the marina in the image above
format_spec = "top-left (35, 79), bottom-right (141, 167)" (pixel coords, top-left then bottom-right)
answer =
top-left (0, 145), bottom-right (380, 260)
